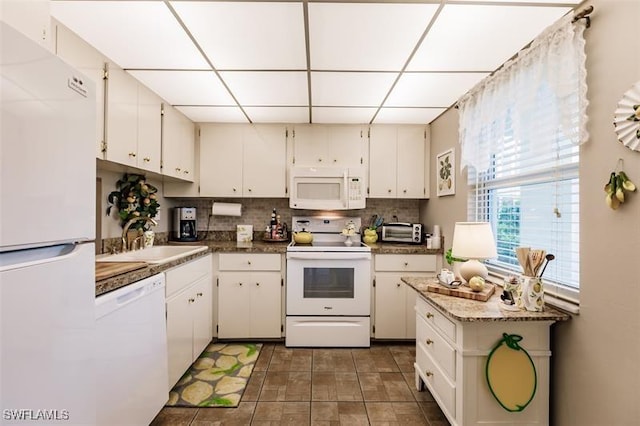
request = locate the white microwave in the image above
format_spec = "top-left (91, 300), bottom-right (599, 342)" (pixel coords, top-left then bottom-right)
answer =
top-left (289, 166), bottom-right (366, 210)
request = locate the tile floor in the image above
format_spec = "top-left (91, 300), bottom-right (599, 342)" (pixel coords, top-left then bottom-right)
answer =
top-left (151, 342), bottom-right (450, 426)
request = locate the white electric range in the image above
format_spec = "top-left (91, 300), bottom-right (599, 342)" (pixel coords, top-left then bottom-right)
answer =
top-left (285, 216), bottom-right (371, 347)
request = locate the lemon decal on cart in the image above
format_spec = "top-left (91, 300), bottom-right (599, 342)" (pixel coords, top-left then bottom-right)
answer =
top-left (485, 333), bottom-right (537, 412)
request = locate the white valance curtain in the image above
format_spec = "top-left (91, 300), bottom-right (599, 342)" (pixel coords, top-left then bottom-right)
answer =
top-left (457, 13), bottom-right (588, 173)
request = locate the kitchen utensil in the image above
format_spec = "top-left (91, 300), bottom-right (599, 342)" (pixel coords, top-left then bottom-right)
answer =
top-left (529, 249), bottom-right (546, 276)
top-left (374, 216), bottom-right (384, 228)
top-left (515, 247), bottom-right (531, 276)
top-left (538, 254), bottom-right (555, 278)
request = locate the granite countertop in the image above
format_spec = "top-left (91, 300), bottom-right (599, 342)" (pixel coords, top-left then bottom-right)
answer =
top-left (95, 241), bottom-right (442, 297)
top-left (402, 276), bottom-right (570, 323)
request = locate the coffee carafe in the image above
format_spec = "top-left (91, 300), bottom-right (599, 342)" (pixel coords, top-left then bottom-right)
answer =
top-left (173, 207), bottom-right (197, 242)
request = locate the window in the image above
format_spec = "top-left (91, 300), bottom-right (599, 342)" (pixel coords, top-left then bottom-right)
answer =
top-left (458, 13), bottom-right (588, 305)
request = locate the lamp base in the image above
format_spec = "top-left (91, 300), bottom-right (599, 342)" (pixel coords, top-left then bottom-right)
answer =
top-left (459, 259), bottom-right (488, 283)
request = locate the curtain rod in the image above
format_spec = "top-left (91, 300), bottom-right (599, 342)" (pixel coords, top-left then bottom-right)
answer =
top-left (453, 5), bottom-right (594, 110)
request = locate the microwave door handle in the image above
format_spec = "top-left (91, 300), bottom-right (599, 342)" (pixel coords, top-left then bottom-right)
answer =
top-left (343, 171), bottom-right (348, 208)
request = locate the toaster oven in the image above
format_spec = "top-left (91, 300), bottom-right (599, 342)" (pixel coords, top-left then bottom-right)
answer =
top-left (381, 223), bottom-right (423, 244)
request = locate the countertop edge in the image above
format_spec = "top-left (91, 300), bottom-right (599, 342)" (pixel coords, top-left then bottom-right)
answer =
top-left (402, 276), bottom-right (571, 323)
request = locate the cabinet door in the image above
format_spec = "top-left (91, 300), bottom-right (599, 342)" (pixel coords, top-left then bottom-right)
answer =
top-left (105, 64), bottom-right (138, 167)
top-left (162, 105), bottom-right (195, 181)
top-left (199, 124), bottom-right (243, 197)
top-left (55, 22), bottom-right (106, 159)
top-left (192, 276), bottom-right (213, 359)
top-left (217, 272), bottom-right (251, 338)
top-left (292, 124), bottom-right (329, 166)
top-left (369, 125), bottom-right (397, 198)
top-left (374, 273), bottom-right (407, 339)
top-left (136, 84), bottom-right (162, 173)
top-left (249, 272), bottom-right (282, 338)
top-left (243, 124), bottom-right (286, 197)
top-left (397, 125), bottom-right (425, 198)
top-left (328, 125), bottom-right (365, 168)
top-left (166, 288), bottom-right (194, 389)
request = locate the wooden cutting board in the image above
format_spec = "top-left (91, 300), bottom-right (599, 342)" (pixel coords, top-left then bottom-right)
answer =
top-left (426, 281), bottom-right (496, 302)
top-left (95, 261), bottom-right (148, 281)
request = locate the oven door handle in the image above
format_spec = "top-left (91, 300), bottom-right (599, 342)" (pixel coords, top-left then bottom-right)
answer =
top-left (287, 252), bottom-right (371, 261)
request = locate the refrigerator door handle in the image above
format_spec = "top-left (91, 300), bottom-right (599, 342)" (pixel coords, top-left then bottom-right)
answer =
top-left (0, 243), bottom-right (85, 272)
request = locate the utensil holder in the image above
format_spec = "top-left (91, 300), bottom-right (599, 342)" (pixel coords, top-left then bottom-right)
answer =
top-left (517, 276), bottom-right (544, 312)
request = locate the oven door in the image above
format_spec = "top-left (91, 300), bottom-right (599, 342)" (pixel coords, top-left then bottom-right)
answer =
top-left (286, 251), bottom-right (371, 316)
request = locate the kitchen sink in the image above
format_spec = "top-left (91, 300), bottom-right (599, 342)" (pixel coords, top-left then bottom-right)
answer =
top-left (96, 245), bottom-right (208, 265)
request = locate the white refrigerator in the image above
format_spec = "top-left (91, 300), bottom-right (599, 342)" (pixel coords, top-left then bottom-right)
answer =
top-left (0, 21), bottom-right (96, 425)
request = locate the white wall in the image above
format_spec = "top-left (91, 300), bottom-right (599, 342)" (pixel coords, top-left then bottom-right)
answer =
top-left (421, 1), bottom-right (640, 424)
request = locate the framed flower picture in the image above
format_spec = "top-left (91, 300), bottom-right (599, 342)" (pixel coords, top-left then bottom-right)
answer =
top-left (437, 148), bottom-right (455, 196)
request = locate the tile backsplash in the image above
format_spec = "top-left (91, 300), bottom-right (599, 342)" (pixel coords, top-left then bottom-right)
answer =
top-left (171, 198), bottom-right (420, 234)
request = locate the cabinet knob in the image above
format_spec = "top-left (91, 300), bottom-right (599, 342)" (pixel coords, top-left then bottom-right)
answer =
top-left (388, 189), bottom-right (392, 193)
top-left (425, 312), bottom-right (434, 319)
top-left (175, 167), bottom-right (181, 172)
top-left (333, 159), bottom-right (337, 163)
top-left (233, 188), bottom-right (237, 192)
top-left (426, 339), bottom-right (433, 345)
top-left (404, 262), bottom-right (408, 266)
top-left (248, 188), bottom-right (252, 192)
top-left (247, 260), bottom-right (252, 265)
top-left (239, 282), bottom-right (243, 286)
top-left (128, 152), bottom-right (136, 157)
top-left (403, 189), bottom-right (407, 194)
top-left (184, 170), bottom-right (189, 174)
top-left (256, 282), bottom-right (260, 286)
top-left (425, 371), bottom-right (434, 377)
top-left (143, 157), bottom-right (150, 162)
top-left (197, 292), bottom-right (203, 297)
top-left (396, 283), bottom-right (401, 287)
top-left (188, 298), bottom-right (195, 303)
top-left (318, 158), bottom-right (323, 162)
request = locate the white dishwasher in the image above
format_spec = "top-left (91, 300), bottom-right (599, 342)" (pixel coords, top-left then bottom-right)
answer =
top-left (95, 273), bottom-right (168, 426)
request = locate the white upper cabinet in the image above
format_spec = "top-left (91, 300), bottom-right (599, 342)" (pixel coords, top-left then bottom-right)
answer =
top-left (369, 124), bottom-right (427, 198)
top-left (292, 124), bottom-right (366, 168)
top-left (162, 105), bottom-right (195, 182)
top-left (54, 21), bottom-right (106, 159)
top-left (199, 123), bottom-right (286, 197)
top-left (104, 64), bottom-right (162, 174)
top-left (1, 0), bottom-right (51, 50)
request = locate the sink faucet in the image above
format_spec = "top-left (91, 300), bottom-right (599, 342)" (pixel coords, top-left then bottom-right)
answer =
top-left (121, 216), bottom-right (157, 252)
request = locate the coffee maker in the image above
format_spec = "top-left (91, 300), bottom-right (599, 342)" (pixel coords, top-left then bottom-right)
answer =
top-left (173, 207), bottom-right (197, 242)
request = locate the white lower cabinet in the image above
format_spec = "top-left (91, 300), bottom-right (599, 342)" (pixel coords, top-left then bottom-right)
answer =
top-left (414, 296), bottom-right (554, 426)
top-left (373, 254), bottom-right (437, 339)
top-left (216, 253), bottom-right (282, 339)
top-left (165, 254), bottom-right (213, 389)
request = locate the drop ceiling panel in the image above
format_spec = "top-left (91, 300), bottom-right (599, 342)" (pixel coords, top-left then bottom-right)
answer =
top-left (311, 72), bottom-right (398, 107)
top-left (374, 108), bottom-right (446, 125)
top-left (219, 72), bottom-right (308, 106)
top-left (244, 107), bottom-right (309, 123)
top-left (312, 107), bottom-right (376, 124)
top-left (177, 106), bottom-right (248, 123)
top-left (408, 4), bottom-right (572, 71)
top-left (308, 3), bottom-right (439, 71)
top-left (50, 1), bottom-right (208, 69)
top-left (385, 73), bottom-right (489, 108)
top-left (128, 70), bottom-right (235, 106)
top-left (172, 1), bottom-right (306, 70)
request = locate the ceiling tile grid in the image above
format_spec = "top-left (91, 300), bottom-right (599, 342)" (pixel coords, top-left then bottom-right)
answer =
top-left (50, 0), bottom-right (582, 125)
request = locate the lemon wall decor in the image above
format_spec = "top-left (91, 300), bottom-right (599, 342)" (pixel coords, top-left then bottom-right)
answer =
top-left (485, 333), bottom-right (537, 412)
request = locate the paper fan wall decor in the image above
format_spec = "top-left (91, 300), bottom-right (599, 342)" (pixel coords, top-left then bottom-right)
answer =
top-left (613, 81), bottom-right (640, 151)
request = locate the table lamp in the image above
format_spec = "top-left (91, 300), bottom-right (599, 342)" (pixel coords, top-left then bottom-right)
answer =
top-left (451, 222), bottom-right (497, 283)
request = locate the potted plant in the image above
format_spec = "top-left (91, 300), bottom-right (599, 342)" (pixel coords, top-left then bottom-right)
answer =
top-left (106, 173), bottom-right (160, 233)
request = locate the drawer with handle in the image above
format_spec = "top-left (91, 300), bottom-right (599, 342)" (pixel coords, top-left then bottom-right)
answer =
top-left (417, 313), bottom-right (456, 381)
top-left (416, 342), bottom-right (456, 419)
top-left (415, 296), bottom-right (456, 343)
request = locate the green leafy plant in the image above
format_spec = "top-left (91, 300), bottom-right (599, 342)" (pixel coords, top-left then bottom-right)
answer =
top-left (445, 248), bottom-right (467, 266)
top-left (106, 173), bottom-right (159, 230)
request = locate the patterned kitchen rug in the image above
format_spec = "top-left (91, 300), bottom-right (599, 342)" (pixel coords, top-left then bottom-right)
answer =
top-left (166, 342), bottom-right (262, 408)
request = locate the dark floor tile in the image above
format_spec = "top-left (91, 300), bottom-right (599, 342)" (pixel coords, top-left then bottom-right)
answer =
top-left (401, 371), bottom-right (435, 402)
top-left (313, 349), bottom-right (356, 372)
top-left (268, 347), bottom-right (313, 371)
top-left (359, 372), bottom-right (415, 402)
top-left (388, 345), bottom-right (417, 373)
top-left (253, 344), bottom-right (276, 372)
top-left (418, 401), bottom-right (451, 426)
top-left (352, 347), bottom-right (400, 373)
top-left (259, 370), bottom-right (312, 401)
top-left (366, 402), bottom-right (429, 425)
top-left (190, 402), bottom-right (256, 425)
top-left (312, 372), bottom-right (363, 401)
top-left (241, 370), bottom-right (266, 401)
top-left (252, 401), bottom-right (310, 425)
top-left (149, 407), bottom-right (198, 426)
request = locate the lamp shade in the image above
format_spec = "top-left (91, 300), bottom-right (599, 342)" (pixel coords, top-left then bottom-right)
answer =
top-left (451, 222), bottom-right (497, 260)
